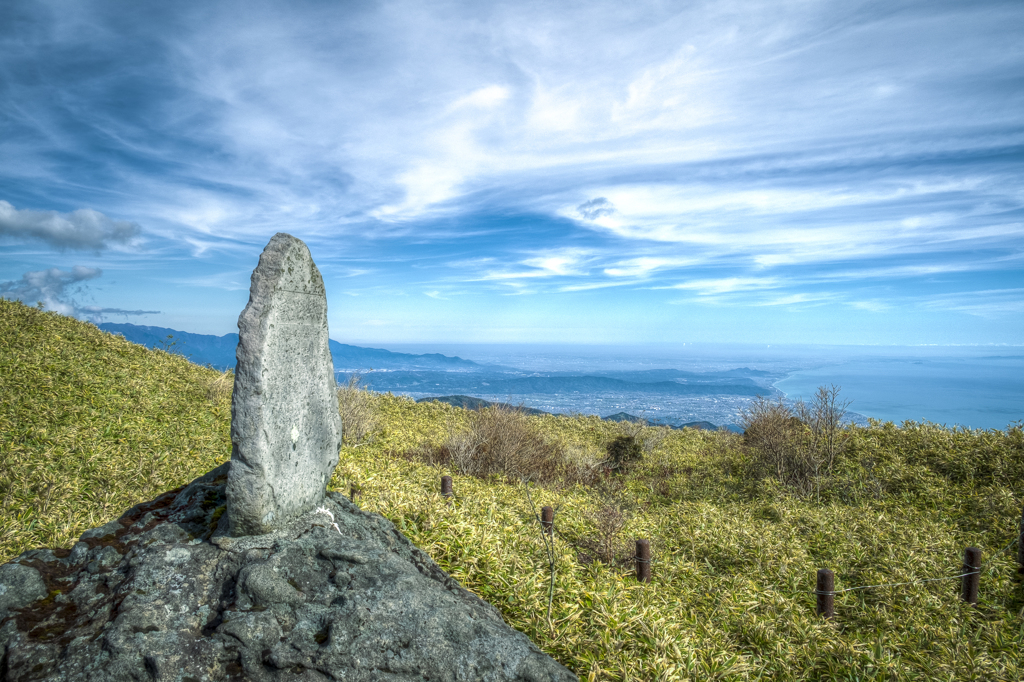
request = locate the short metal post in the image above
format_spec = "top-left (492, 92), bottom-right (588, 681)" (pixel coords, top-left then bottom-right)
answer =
top-left (441, 475), bottom-right (453, 498)
top-left (635, 539), bottom-right (651, 583)
top-left (816, 569), bottom-right (835, 619)
top-left (541, 506), bottom-right (554, 535)
top-left (961, 546), bottom-right (981, 604)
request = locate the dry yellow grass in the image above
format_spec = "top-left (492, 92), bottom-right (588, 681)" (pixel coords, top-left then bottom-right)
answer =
top-left (0, 299), bottom-right (231, 559)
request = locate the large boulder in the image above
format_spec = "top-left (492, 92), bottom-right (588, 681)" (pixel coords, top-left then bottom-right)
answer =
top-left (0, 463), bottom-right (577, 681)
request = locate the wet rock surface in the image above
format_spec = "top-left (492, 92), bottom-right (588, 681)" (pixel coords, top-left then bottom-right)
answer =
top-left (0, 463), bottom-right (577, 681)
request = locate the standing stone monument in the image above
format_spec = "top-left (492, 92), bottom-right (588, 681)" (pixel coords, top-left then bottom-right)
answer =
top-left (227, 232), bottom-right (343, 536)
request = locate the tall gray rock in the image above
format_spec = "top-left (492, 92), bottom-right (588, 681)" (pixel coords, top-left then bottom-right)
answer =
top-left (228, 233), bottom-right (343, 537)
top-left (0, 464), bottom-right (578, 681)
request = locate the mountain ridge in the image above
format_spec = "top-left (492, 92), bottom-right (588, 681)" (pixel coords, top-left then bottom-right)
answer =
top-left (96, 322), bottom-right (482, 371)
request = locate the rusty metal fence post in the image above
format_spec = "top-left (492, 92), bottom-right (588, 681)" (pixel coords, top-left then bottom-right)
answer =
top-left (816, 569), bottom-right (835, 619)
top-left (961, 546), bottom-right (981, 604)
top-left (441, 475), bottom-right (453, 498)
top-left (541, 506), bottom-right (553, 535)
top-left (635, 539), bottom-right (651, 583)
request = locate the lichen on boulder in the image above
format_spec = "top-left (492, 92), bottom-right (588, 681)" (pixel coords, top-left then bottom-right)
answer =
top-left (0, 463), bottom-right (577, 681)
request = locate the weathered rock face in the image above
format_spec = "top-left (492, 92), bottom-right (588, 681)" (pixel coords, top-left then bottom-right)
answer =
top-left (0, 463), bottom-right (577, 681)
top-left (228, 233), bottom-right (343, 537)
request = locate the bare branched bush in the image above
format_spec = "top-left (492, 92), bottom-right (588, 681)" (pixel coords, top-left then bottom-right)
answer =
top-left (638, 425), bottom-right (670, 454)
top-left (600, 421), bottom-right (670, 475)
top-left (453, 404), bottom-right (560, 481)
top-left (591, 502), bottom-right (629, 564)
top-left (559, 496), bottom-right (631, 566)
top-left (407, 404), bottom-right (606, 485)
top-left (336, 374), bottom-right (378, 446)
top-left (205, 369), bottom-right (234, 403)
top-left (796, 384), bottom-right (852, 478)
top-left (740, 385), bottom-right (852, 496)
top-left (442, 417), bottom-right (483, 474)
top-left (618, 417), bottom-right (670, 455)
top-left (741, 396), bottom-right (812, 488)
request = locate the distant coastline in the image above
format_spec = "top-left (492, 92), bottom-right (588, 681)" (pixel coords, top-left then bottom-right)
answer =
top-left (97, 322), bottom-right (1023, 431)
top-left (417, 395), bottom-right (731, 431)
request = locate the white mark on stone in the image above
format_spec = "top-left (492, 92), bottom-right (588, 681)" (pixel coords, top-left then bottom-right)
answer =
top-left (315, 506), bottom-right (342, 535)
top-left (164, 547), bottom-right (191, 564)
top-left (291, 425), bottom-right (299, 443)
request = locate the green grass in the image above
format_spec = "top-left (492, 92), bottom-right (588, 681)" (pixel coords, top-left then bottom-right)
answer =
top-left (2, 296), bottom-right (1022, 681)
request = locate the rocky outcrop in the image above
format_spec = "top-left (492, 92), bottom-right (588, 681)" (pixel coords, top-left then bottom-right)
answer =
top-left (0, 463), bottom-right (577, 681)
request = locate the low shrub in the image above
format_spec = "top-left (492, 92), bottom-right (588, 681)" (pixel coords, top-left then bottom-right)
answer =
top-left (448, 404), bottom-right (561, 482)
top-left (606, 434), bottom-right (643, 470)
top-left (583, 501), bottom-right (631, 565)
top-left (336, 374), bottom-right (379, 446)
top-left (402, 403), bottom-right (614, 486)
top-left (740, 385), bottom-right (852, 497)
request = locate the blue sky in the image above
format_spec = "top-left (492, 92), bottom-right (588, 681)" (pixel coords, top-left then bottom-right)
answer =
top-left (1, 0), bottom-right (1022, 346)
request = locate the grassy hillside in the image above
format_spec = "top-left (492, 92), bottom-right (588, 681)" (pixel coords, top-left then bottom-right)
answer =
top-left (2, 297), bottom-right (1022, 681)
top-left (0, 299), bottom-right (232, 556)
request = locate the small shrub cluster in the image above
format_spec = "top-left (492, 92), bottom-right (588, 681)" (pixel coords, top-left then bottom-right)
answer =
top-left (438, 404), bottom-right (563, 482)
top-left (585, 501), bottom-right (631, 565)
top-left (403, 403), bottom-right (664, 486)
top-left (740, 385), bottom-right (852, 496)
top-left (605, 435), bottom-right (643, 470)
top-left (336, 374), bottom-right (379, 446)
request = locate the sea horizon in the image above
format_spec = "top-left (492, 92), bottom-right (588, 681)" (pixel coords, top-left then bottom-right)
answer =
top-left (367, 342), bottom-right (1024, 431)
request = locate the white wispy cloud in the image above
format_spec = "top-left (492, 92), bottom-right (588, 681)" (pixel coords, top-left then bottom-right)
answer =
top-left (848, 300), bottom-right (890, 312)
top-left (603, 256), bottom-right (700, 278)
top-left (475, 248), bottom-right (593, 281)
top-left (561, 179), bottom-right (1024, 269)
top-left (0, 266), bottom-right (159, 320)
top-left (755, 292), bottom-right (835, 307)
top-left (919, 289), bottom-right (1024, 317)
top-left (666, 277), bottom-right (781, 295)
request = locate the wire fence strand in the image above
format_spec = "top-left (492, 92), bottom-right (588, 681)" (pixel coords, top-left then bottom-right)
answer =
top-left (810, 535), bottom-right (1019, 596)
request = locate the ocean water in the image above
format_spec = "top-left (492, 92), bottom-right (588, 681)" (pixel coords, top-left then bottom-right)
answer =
top-left (774, 353), bottom-right (1024, 431)
top-left (373, 343), bottom-right (1024, 432)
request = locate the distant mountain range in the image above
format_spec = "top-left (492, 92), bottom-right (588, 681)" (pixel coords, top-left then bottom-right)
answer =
top-left (602, 412), bottom-right (720, 431)
top-left (416, 395), bottom-right (550, 416)
top-left (95, 322), bottom-right (759, 431)
top-left (96, 322), bottom-right (481, 372)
